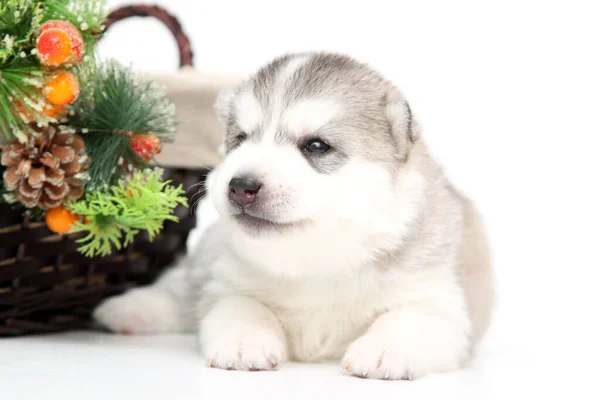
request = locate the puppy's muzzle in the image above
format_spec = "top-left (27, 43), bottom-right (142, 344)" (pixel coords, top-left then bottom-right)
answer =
top-left (229, 176), bottom-right (262, 207)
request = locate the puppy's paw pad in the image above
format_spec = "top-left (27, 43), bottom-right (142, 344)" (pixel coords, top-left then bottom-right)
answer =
top-left (342, 335), bottom-right (415, 380)
top-left (93, 290), bottom-right (179, 335)
top-left (205, 333), bottom-right (285, 371)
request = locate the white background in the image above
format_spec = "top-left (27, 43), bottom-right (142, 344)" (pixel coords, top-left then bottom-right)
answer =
top-left (3, 1), bottom-right (600, 399)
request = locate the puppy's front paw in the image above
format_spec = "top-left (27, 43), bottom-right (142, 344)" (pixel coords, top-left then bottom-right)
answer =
top-left (342, 334), bottom-right (417, 380)
top-left (343, 332), bottom-right (456, 380)
top-left (203, 329), bottom-right (285, 371)
top-left (93, 289), bottom-right (181, 335)
top-left (342, 309), bottom-right (470, 380)
top-left (342, 328), bottom-right (466, 380)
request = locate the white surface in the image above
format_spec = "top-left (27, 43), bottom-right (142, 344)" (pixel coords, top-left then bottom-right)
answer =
top-left (2, 0), bottom-right (600, 398)
top-left (0, 331), bottom-right (587, 400)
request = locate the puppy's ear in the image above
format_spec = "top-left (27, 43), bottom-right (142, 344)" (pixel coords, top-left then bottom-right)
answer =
top-left (386, 86), bottom-right (419, 144)
top-left (214, 88), bottom-right (236, 124)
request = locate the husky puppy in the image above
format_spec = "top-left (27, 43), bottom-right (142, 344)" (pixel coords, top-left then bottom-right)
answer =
top-left (94, 52), bottom-right (495, 380)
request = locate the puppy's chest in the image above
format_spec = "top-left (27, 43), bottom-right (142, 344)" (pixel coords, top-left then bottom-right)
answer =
top-left (247, 276), bottom-right (393, 362)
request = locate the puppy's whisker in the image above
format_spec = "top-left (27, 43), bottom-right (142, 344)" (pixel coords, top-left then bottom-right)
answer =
top-left (190, 189), bottom-right (206, 204)
top-left (186, 181), bottom-right (207, 195)
top-left (190, 194), bottom-right (208, 215)
top-left (190, 200), bottom-right (199, 216)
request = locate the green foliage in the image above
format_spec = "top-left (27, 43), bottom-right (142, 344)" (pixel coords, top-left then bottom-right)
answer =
top-left (66, 169), bottom-right (188, 257)
top-left (70, 60), bottom-right (177, 190)
top-left (0, 66), bottom-right (46, 141)
top-left (1, 2), bottom-right (186, 259)
top-left (0, 0), bottom-right (43, 66)
top-left (0, 0), bottom-right (107, 141)
top-left (0, 0), bottom-right (45, 140)
top-left (79, 132), bottom-right (131, 191)
top-left (71, 60), bottom-right (177, 139)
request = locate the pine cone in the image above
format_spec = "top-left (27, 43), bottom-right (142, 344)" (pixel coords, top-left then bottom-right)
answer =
top-left (1, 125), bottom-right (88, 209)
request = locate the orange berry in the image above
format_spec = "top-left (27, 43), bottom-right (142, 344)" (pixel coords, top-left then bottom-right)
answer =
top-left (42, 103), bottom-right (67, 119)
top-left (44, 71), bottom-right (80, 106)
top-left (46, 206), bottom-right (80, 234)
top-left (37, 20), bottom-right (84, 66)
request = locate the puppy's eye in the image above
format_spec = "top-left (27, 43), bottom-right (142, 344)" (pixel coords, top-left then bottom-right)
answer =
top-left (303, 139), bottom-right (331, 154)
top-left (236, 132), bottom-right (248, 143)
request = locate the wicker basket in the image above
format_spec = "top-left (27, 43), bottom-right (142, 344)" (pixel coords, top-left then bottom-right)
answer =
top-left (0, 5), bottom-right (212, 336)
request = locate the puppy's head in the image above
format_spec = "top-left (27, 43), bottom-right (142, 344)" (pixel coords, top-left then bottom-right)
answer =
top-left (211, 53), bottom-right (420, 256)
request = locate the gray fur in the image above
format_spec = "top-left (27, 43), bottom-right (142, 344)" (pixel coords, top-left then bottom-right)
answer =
top-left (222, 52), bottom-right (414, 173)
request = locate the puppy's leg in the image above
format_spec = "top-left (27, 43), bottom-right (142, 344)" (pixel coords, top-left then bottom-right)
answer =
top-left (93, 263), bottom-right (193, 334)
top-left (342, 294), bottom-right (471, 380)
top-left (199, 296), bottom-right (287, 371)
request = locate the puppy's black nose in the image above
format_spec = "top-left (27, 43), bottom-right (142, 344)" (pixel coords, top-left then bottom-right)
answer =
top-left (229, 177), bottom-right (261, 207)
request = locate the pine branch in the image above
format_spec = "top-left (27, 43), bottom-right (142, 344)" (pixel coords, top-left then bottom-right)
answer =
top-left (0, 1), bottom-right (108, 141)
top-left (0, 1), bottom-right (46, 139)
top-left (0, 0), bottom-right (44, 67)
top-left (66, 168), bottom-right (188, 257)
top-left (69, 60), bottom-right (177, 190)
top-left (0, 67), bottom-right (48, 141)
top-left (82, 132), bottom-right (132, 191)
top-left (70, 60), bottom-right (177, 140)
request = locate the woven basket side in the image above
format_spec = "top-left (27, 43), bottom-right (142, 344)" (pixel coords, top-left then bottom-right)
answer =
top-left (0, 168), bottom-right (208, 336)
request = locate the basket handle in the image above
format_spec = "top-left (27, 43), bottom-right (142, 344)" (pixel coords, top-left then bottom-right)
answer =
top-left (101, 4), bottom-right (194, 68)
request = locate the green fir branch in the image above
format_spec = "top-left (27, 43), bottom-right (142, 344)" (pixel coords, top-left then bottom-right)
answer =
top-left (81, 132), bottom-right (133, 191)
top-left (70, 60), bottom-right (177, 140)
top-left (1, 0), bottom-right (109, 142)
top-left (65, 168), bottom-right (188, 257)
top-left (0, 66), bottom-right (47, 141)
top-left (0, 0), bottom-right (44, 67)
top-left (69, 60), bottom-right (177, 190)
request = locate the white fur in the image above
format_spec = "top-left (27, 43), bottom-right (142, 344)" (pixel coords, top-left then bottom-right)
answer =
top-left (235, 92), bottom-right (263, 134)
top-left (93, 267), bottom-right (193, 334)
top-left (283, 99), bottom-right (340, 135)
top-left (187, 171), bottom-right (219, 253)
top-left (211, 156), bottom-right (425, 277)
top-left (342, 296), bottom-right (470, 379)
top-left (199, 296), bottom-right (287, 370)
top-left (93, 53), bottom-right (493, 381)
top-left (94, 136), bottom-right (478, 380)
top-left (261, 56), bottom-right (312, 141)
top-left (281, 55), bottom-right (310, 80)
top-left (199, 133), bottom-right (473, 378)
top-left (200, 242), bottom-right (470, 370)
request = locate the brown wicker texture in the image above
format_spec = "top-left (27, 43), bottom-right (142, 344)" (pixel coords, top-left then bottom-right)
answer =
top-left (0, 5), bottom-right (204, 336)
top-left (0, 168), bottom-right (208, 336)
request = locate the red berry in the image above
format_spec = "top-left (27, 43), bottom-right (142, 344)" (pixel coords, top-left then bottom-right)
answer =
top-left (129, 134), bottom-right (162, 162)
top-left (37, 20), bottom-right (84, 66)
